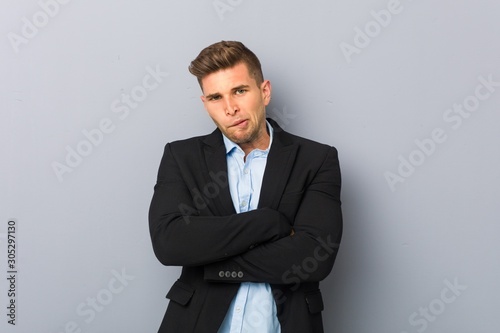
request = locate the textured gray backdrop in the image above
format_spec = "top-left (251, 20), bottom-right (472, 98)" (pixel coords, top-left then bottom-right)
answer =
top-left (1, 0), bottom-right (499, 332)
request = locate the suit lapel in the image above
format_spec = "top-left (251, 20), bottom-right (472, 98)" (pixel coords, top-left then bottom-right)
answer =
top-left (201, 120), bottom-right (298, 213)
top-left (258, 119), bottom-right (299, 209)
top-left (202, 129), bottom-right (236, 216)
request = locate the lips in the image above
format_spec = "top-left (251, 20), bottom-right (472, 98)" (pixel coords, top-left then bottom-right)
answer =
top-left (230, 119), bottom-right (248, 127)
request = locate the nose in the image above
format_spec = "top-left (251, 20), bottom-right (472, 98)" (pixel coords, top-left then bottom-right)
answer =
top-left (225, 97), bottom-right (239, 116)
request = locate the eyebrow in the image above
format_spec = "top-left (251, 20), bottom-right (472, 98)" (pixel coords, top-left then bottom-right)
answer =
top-left (205, 85), bottom-right (251, 100)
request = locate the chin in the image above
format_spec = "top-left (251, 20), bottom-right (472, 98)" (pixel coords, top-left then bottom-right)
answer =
top-left (230, 137), bottom-right (249, 144)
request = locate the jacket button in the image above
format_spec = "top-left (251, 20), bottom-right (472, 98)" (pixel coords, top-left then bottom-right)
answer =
top-left (237, 271), bottom-right (243, 278)
top-left (219, 271), bottom-right (225, 278)
top-left (225, 271), bottom-right (231, 278)
top-left (231, 271), bottom-right (237, 278)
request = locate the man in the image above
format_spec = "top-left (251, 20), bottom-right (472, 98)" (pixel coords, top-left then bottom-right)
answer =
top-left (149, 41), bottom-right (342, 333)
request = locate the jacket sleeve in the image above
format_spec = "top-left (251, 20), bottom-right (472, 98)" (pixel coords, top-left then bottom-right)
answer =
top-left (203, 147), bottom-right (342, 285)
top-left (149, 143), bottom-right (292, 267)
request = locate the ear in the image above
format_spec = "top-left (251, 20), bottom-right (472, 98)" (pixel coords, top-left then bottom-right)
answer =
top-left (261, 80), bottom-right (272, 106)
top-left (201, 95), bottom-right (209, 109)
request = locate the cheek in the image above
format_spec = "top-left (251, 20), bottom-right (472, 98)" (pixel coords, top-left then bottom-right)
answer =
top-left (248, 99), bottom-right (264, 115)
top-left (208, 108), bottom-right (231, 127)
top-left (206, 105), bottom-right (220, 117)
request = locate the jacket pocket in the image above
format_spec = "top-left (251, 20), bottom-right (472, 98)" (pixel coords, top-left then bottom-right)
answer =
top-left (166, 280), bottom-right (195, 306)
top-left (305, 289), bottom-right (324, 314)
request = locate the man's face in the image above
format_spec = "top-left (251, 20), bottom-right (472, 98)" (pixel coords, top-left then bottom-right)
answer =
top-left (201, 62), bottom-right (271, 152)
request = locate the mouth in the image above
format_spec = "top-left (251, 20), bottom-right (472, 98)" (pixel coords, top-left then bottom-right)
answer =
top-left (230, 119), bottom-right (248, 128)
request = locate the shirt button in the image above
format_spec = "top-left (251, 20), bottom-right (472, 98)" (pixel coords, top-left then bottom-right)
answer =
top-left (236, 306), bottom-right (241, 313)
top-left (244, 169), bottom-right (249, 174)
top-left (240, 200), bottom-right (247, 207)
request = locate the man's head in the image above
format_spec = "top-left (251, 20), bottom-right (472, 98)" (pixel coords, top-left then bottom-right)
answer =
top-left (189, 41), bottom-right (271, 154)
top-left (189, 41), bottom-right (264, 90)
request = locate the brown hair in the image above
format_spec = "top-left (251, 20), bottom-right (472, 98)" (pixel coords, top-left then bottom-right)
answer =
top-left (189, 41), bottom-right (264, 88)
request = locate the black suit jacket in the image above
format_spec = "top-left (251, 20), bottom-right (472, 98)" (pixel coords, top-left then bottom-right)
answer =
top-left (149, 119), bottom-right (342, 333)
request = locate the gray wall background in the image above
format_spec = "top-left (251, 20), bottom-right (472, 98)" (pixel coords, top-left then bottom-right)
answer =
top-left (1, 0), bottom-right (499, 332)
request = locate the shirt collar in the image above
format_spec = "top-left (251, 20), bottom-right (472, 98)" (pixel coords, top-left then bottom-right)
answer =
top-left (222, 120), bottom-right (274, 155)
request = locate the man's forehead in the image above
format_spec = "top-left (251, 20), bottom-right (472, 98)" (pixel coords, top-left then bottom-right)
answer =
top-left (201, 64), bottom-right (255, 94)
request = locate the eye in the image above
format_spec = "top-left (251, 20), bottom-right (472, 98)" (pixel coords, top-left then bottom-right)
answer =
top-left (208, 95), bottom-right (221, 101)
top-left (235, 89), bottom-right (247, 95)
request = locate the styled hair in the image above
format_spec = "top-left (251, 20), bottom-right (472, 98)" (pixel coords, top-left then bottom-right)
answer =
top-left (189, 41), bottom-right (264, 88)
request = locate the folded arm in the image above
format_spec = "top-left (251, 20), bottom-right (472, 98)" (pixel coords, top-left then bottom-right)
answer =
top-left (204, 147), bottom-right (342, 285)
top-left (149, 143), bottom-right (292, 267)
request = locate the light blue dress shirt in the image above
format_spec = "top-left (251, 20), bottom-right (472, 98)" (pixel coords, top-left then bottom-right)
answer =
top-left (217, 121), bottom-right (281, 333)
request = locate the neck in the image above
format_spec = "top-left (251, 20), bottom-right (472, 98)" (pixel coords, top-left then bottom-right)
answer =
top-left (239, 123), bottom-right (270, 157)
